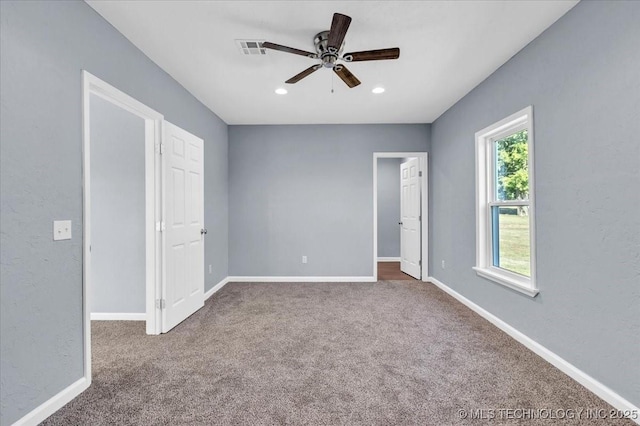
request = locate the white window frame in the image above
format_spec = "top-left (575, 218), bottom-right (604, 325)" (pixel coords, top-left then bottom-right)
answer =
top-left (474, 106), bottom-right (538, 297)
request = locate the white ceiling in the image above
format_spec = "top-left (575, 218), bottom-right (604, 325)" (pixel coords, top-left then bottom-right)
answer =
top-left (86, 1), bottom-right (577, 125)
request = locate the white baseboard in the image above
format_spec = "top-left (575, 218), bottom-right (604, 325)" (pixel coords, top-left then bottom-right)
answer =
top-left (205, 277), bottom-right (230, 300)
top-left (227, 276), bottom-right (376, 283)
top-left (377, 257), bottom-right (401, 262)
top-left (13, 377), bottom-right (89, 426)
top-left (90, 312), bottom-right (145, 321)
top-left (427, 276), bottom-right (640, 425)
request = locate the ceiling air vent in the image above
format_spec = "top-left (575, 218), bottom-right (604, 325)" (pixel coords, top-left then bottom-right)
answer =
top-left (235, 40), bottom-right (266, 55)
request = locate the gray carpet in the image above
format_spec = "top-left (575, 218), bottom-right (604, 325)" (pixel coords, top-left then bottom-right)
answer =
top-left (43, 281), bottom-right (631, 425)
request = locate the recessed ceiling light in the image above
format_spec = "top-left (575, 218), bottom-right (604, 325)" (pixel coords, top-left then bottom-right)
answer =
top-left (372, 87), bottom-right (385, 94)
top-left (275, 88), bottom-right (288, 95)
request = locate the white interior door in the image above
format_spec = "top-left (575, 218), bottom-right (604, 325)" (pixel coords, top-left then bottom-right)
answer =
top-left (162, 121), bottom-right (205, 332)
top-left (400, 158), bottom-right (421, 279)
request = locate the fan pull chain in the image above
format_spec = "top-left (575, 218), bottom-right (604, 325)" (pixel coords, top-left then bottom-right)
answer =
top-left (331, 72), bottom-right (335, 94)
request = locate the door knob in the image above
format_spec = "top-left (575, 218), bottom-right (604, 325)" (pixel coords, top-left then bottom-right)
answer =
top-left (398, 222), bottom-right (403, 225)
top-left (201, 228), bottom-right (208, 235)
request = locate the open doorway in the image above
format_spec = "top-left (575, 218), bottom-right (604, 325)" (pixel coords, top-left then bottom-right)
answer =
top-left (373, 153), bottom-right (428, 281)
top-left (89, 94), bottom-right (148, 320)
top-left (82, 72), bottom-right (163, 385)
top-left (82, 72), bottom-right (207, 385)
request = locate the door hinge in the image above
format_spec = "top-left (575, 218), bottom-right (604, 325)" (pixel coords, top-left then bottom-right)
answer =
top-left (156, 221), bottom-right (166, 232)
top-left (419, 215), bottom-right (421, 221)
top-left (157, 143), bottom-right (165, 154)
top-left (419, 260), bottom-right (422, 266)
top-left (156, 299), bottom-right (166, 309)
top-left (419, 171), bottom-right (422, 177)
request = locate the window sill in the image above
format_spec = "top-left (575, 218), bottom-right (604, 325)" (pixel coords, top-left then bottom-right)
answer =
top-left (473, 267), bottom-right (539, 298)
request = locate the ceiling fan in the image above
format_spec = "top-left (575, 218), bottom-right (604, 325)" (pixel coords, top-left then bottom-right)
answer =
top-left (263, 13), bottom-right (400, 88)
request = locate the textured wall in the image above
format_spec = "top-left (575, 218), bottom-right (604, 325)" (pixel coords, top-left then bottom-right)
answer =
top-left (377, 158), bottom-right (402, 258)
top-left (429, 0), bottom-right (640, 406)
top-left (90, 95), bottom-right (146, 314)
top-left (229, 124), bottom-right (430, 277)
top-left (0, 1), bottom-right (228, 424)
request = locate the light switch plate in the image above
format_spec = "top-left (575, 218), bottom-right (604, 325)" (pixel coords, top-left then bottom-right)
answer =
top-left (53, 220), bottom-right (72, 241)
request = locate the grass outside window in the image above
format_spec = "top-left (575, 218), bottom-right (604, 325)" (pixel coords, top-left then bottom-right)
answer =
top-left (496, 213), bottom-right (531, 277)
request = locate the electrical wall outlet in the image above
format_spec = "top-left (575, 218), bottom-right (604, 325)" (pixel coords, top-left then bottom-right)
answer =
top-left (53, 220), bottom-right (72, 241)
top-left (302, 255), bottom-right (308, 264)
top-left (441, 260), bottom-right (446, 269)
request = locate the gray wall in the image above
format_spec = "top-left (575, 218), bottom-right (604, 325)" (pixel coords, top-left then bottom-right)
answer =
top-left (229, 125), bottom-right (430, 277)
top-left (0, 1), bottom-right (228, 424)
top-left (90, 94), bottom-right (146, 314)
top-left (429, 0), bottom-right (640, 407)
top-left (377, 158), bottom-right (402, 258)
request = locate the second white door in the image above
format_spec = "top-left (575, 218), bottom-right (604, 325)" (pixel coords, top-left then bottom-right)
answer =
top-left (400, 158), bottom-right (421, 279)
top-left (162, 121), bottom-right (205, 332)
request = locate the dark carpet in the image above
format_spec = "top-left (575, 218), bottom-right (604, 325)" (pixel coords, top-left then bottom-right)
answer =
top-left (42, 281), bottom-right (631, 425)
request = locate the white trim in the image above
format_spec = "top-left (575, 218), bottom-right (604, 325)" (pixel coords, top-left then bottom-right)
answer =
top-left (12, 377), bottom-right (89, 426)
top-left (474, 106), bottom-right (537, 295)
top-left (90, 313), bottom-right (146, 321)
top-left (427, 276), bottom-right (640, 424)
top-left (473, 266), bottom-right (539, 297)
top-left (373, 152), bottom-right (428, 282)
top-left (227, 276), bottom-right (376, 283)
top-left (205, 277), bottom-right (230, 300)
top-left (475, 107), bottom-right (531, 143)
top-left (82, 71), bottom-right (164, 394)
top-left (147, 118), bottom-right (163, 336)
top-left (159, 121), bottom-right (168, 333)
top-left (81, 70), bottom-right (92, 390)
top-left (377, 257), bottom-right (401, 262)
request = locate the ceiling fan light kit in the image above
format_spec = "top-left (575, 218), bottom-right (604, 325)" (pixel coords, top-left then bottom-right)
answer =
top-left (263, 13), bottom-right (400, 89)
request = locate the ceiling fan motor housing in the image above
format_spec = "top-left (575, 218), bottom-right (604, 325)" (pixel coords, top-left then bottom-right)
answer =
top-left (314, 31), bottom-right (344, 68)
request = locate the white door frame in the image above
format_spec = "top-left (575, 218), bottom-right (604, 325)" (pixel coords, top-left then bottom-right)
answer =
top-left (82, 71), bottom-right (164, 381)
top-left (373, 152), bottom-right (428, 281)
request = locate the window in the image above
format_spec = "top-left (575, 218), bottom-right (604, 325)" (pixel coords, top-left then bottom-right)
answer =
top-left (474, 106), bottom-right (537, 297)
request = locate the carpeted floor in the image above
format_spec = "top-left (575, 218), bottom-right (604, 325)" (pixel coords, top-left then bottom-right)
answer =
top-left (43, 281), bottom-right (632, 425)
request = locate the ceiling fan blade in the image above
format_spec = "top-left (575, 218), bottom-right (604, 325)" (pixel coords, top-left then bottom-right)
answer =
top-left (263, 41), bottom-right (317, 58)
top-left (343, 48), bottom-right (400, 62)
top-left (285, 64), bottom-right (322, 84)
top-left (327, 13), bottom-right (352, 51)
top-left (333, 65), bottom-right (361, 88)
